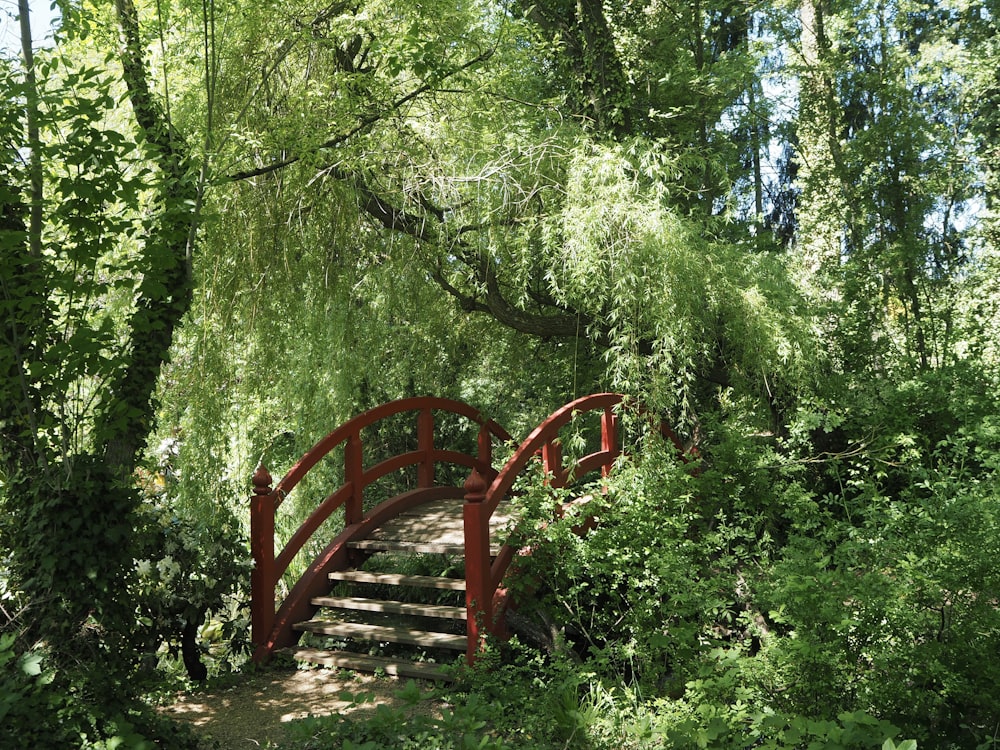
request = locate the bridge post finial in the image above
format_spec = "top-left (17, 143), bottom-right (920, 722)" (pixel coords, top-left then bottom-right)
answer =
top-left (252, 463), bottom-right (273, 494)
top-left (463, 467), bottom-right (487, 503)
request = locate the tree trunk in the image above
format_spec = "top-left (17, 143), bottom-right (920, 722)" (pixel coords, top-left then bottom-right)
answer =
top-left (796, 0), bottom-right (853, 273)
top-left (101, 0), bottom-right (198, 477)
top-left (18, 0), bottom-right (42, 260)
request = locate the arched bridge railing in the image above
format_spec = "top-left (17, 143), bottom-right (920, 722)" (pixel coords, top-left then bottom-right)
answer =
top-left (250, 396), bottom-right (511, 660)
top-left (250, 393), bottom-right (688, 666)
top-left (461, 392), bottom-right (686, 662)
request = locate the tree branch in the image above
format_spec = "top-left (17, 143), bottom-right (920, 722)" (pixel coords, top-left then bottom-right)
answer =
top-left (226, 47), bottom-right (495, 183)
top-left (478, 253), bottom-right (587, 338)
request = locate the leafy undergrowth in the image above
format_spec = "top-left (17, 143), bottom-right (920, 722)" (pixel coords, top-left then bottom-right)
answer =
top-left (272, 389), bottom-right (1000, 750)
top-left (272, 646), bottom-right (918, 750)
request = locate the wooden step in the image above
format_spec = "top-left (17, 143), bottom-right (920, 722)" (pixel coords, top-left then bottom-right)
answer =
top-left (311, 595), bottom-right (466, 620)
top-left (347, 539), bottom-right (501, 556)
top-left (328, 570), bottom-right (466, 591)
top-left (293, 619), bottom-right (467, 650)
top-left (283, 647), bottom-right (453, 681)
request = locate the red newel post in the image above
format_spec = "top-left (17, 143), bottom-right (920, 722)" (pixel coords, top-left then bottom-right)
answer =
top-left (463, 467), bottom-right (492, 665)
top-left (250, 463), bottom-right (275, 655)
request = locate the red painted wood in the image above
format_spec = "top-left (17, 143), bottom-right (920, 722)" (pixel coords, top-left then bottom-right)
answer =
top-left (362, 450), bottom-right (424, 486)
top-left (601, 406), bottom-right (618, 476)
top-left (418, 408), bottom-right (434, 488)
top-left (572, 450), bottom-right (618, 482)
top-left (542, 439), bottom-right (565, 488)
top-left (345, 432), bottom-right (364, 526)
top-left (269, 397), bottom-right (511, 507)
top-left (477, 423), bottom-right (493, 466)
top-left (250, 397), bottom-right (512, 662)
top-left (476, 393), bottom-right (626, 648)
top-left (250, 464), bottom-right (275, 650)
top-left (462, 468), bottom-right (491, 665)
top-left (251, 393), bottom-right (692, 666)
top-left (429, 449), bottom-right (498, 478)
top-left (475, 395), bottom-right (697, 655)
top-left (258, 486), bottom-right (466, 659)
top-left (483, 393), bottom-right (624, 518)
top-left (273, 483), bottom-right (352, 581)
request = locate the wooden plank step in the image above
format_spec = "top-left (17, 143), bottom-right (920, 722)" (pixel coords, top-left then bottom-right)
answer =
top-left (329, 570), bottom-right (466, 591)
top-left (283, 647), bottom-right (453, 681)
top-left (311, 595), bottom-right (466, 620)
top-left (347, 539), bottom-right (501, 556)
top-left (293, 619), bottom-right (467, 650)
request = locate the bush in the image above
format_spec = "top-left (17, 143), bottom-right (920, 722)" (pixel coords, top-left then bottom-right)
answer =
top-left (753, 377), bottom-right (1000, 747)
top-left (507, 436), bottom-right (750, 690)
top-left (0, 634), bottom-right (77, 748)
top-left (130, 495), bottom-right (252, 682)
top-left (0, 632), bottom-right (200, 749)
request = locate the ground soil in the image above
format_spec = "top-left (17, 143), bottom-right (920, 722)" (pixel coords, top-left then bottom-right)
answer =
top-left (161, 665), bottom-right (440, 749)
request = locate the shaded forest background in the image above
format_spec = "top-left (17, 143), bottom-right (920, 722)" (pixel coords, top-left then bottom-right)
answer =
top-left (2, 0), bottom-right (1000, 747)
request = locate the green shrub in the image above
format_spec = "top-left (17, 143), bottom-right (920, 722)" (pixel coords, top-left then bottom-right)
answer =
top-left (0, 634), bottom-right (77, 748)
top-left (507, 438), bottom-right (750, 690)
top-left (755, 381), bottom-right (1000, 747)
top-left (130, 495), bottom-right (252, 682)
top-left (0, 633), bottom-right (199, 749)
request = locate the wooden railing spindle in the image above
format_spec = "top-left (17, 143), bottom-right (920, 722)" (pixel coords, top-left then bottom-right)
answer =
top-left (477, 424), bottom-right (492, 469)
top-left (344, 432), bottom-right (364, 525)
top-left (542, 439), bottom-right (564, 487)
top-left (601, 406), bottom-right (618, 477)
top-left (418, 408), bottom-right (434, 488)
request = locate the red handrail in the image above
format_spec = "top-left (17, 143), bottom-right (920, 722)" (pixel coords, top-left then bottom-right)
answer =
top-left (462, 393), bottom-right (622, 661)
top-left (250, 393), bottom-right (689, 668)
top-left (250, 396), bottom-right (511, 656)
top-left (462, 393), bottom-right (688, 662)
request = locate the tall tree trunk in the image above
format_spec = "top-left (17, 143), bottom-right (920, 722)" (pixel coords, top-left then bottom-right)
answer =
top-left (749, 81), bottom-right (763, 235)
top-left (18, 0), bottom-right (42, 259)
top-left (100, 0), bottom-right (198, 477)
top-left (519, 0), bottom-right (632, 137)
top-left (1, 0), bottom-right (52, 476)
top-left (796, 0), bottom-right (852, 274)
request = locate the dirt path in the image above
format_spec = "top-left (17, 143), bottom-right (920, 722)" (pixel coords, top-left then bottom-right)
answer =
top-left (162, 665), bottom-right (438, 748)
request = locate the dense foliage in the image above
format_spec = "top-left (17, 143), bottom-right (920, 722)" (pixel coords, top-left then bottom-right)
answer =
top-left (2, 0), bottom-right (1000, 746)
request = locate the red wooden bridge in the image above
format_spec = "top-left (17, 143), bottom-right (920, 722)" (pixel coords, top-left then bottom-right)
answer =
top-left (250, 393), bottom-right (682, 679)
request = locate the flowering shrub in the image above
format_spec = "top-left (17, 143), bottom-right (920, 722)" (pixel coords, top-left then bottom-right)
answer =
top-left (130, 496), bottom-right (251, 681)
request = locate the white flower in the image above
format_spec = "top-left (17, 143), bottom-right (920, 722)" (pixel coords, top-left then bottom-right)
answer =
top-left (157, 556), bottom-right (179, 581)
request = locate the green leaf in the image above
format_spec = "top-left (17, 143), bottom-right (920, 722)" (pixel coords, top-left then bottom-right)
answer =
top-left (18, 652), bottom-right (43, 678)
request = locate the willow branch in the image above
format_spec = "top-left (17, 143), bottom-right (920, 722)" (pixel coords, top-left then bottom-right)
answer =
top-left (226, 47), bottom-right (494, 182)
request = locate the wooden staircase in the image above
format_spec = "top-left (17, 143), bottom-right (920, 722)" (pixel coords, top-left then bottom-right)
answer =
top-left (280, 497), bottom-right (517, 680)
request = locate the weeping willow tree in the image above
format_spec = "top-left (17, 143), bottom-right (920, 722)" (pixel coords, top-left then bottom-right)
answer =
top-left (144, 0), bottom-right (820, 529)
